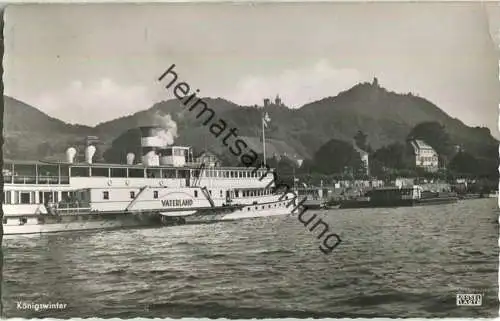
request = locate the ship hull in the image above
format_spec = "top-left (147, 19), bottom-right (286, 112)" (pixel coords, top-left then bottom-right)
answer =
top-left (4, 197), bottom-right (297, 235)
top-left (3, 212), bottom-right (161, 236)
top-left (169, 204), bottom-right (292, 224)
top-left (159, 198), bottom-right (295, 225)
top-left (339, 197), bottom-right (458, 209)
top-left (3, 219), bottom-right (152, 236)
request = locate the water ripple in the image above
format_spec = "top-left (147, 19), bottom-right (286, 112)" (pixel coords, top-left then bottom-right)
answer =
top-left (2, 198), bottom-right (498, 318)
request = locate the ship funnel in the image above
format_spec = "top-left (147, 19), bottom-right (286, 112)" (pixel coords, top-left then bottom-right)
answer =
top-left (85, 145), bottom-right (96, 164)
top-left (139, 126), bottom-right (162, 166)
top-left (126, 153), bottom-right (135, 165)
top-left (66, 147), bottom-right (77, 163)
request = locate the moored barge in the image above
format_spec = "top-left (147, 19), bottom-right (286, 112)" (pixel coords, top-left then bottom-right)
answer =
top-left (339, 185), bottom-right (458, 209)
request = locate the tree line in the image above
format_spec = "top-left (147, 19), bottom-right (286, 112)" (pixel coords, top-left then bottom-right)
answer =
top-left (263, 121), bottom-right (498, 185)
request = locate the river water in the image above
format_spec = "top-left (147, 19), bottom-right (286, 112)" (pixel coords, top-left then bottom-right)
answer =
top-left (2, 198), bottom-right (498, 318)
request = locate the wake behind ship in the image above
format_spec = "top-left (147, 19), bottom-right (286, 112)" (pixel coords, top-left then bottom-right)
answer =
top-left (2, 126), bottom-right (297, 235)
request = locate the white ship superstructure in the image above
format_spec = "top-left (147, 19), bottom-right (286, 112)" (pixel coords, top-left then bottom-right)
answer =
top-left (2, 126), bottom-right (296, 235)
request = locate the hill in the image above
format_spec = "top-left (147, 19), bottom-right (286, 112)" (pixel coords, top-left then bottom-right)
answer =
top-left (3, 96), bottom-right (93, 160)
top-left (3, 79), bottom-right (497, 164)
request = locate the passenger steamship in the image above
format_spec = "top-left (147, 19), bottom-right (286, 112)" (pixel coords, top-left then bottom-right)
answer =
top-left (2, 126), bottom-right (297, 235)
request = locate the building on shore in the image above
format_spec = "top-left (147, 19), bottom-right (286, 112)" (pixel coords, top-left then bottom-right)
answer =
top-left (195, 150), bottom-right (221, 167)
top-left (409, 139), bottom-right (439, 172)
top-left (353, 143), bottom-right (370, 176)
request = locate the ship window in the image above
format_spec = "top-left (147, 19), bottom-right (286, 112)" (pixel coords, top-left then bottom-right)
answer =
top-left (194, 191), bottom-right (198, 198)
top-left (220, 190), bottom-right (223, 197)
top-left (173, 149), bottom-right (184, 156)
top-left (178, 170), bottom-right (188, 178)
top-left (19, 217), bottom-right (27, 225)
top-left (230, 171), bottom-right (234, 178)
top-left (146, 169), bottom-right (161, 178)
top-left (20, 192), bottom-right (30, 204)
top-left (235, 190), bottom-right (239, 198)
top-left (2, 218), bottom-right (6, 224)
top-left (153, 191), bottom-right (158, 199)
top-left (71, 167), bottom-right (90, 177)
top-left (103, 191), bottom-right (109, 200)
top-left (60, 165), bottom-right (70, 177)
top-left (91, 167), bottom-right (109, 177)
top-left (129, 168), bottom-right (144, 178)
top-left (111, 168), bottom-right (127, 178)
top-left (162, 169), bottom-right (176, 178)
top-left (247, 207), bottom-right (250, 211)
top-left (130, 191), bottom-right (135, 199)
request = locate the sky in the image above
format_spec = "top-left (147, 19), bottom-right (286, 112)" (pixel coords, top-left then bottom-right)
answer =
top-left (4, 3), bottom-right (500, 137)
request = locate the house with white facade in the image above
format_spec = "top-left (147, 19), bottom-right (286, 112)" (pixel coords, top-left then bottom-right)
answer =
top-left (353, 144), bottom-right (370, 176)
top-left (195, 150), bottom-right (221, 167)
top-left (409, 139), bottom-right (439, 172)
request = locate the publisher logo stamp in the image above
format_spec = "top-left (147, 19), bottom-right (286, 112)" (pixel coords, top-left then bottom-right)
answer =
top-left (456, 293), bottom-right (482, 306)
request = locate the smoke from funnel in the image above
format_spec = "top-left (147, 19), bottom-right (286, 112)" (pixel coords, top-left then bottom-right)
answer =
top-left (138, 111), bottom-right (178, 147)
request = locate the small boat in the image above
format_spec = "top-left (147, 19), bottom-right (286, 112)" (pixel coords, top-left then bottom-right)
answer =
top-left (339, 185), bottom-right (458, 209)
top-left (302, 199), bottom-right (326, 210)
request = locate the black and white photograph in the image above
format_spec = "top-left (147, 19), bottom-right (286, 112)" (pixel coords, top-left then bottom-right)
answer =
top-left (1, 2), bottom-right (499, 318)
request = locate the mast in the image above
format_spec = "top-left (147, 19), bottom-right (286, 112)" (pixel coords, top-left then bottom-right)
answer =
top-left (262, 113), bottom-right (266, 167)
top-left (261, 112), bottom-right (271, 167)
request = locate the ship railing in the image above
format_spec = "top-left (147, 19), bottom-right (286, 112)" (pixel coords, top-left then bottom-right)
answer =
top-left (185, 161), bottom-right (203, 167)
top-left (7, 175), bottom-right (70, 185)
top-left (55, 206), bottom-right (92, 215)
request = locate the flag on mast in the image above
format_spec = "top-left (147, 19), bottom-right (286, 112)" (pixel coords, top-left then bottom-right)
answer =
top-left (263, 112), bottom-right (271, 128)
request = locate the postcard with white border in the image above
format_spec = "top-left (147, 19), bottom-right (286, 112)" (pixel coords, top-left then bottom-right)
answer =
top-left (1, 2), bottom-right (499, 318)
